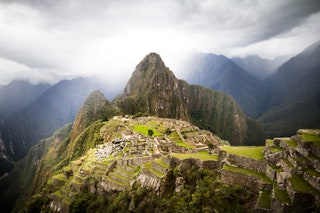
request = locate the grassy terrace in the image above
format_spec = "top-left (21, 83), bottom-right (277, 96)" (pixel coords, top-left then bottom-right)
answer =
top-left (288, 175), bottom-right (320, 195)
top-left (306, 168), bottom-right (320, 178)
top-left (284, 139), bottom-right (298, 149)
top-left (266, 139), bottom-right (283, 153)
top-left (257, 190), bottom-right (272, 209)
top-left (221, 146), bottom-right (265, 160)
top-left (300, 133), bottom-right (320, 145)
top-left (154, 158), bottom-right (170, 169)
top-left (223, 164), bottom-right (272, 183)
top-left (168, 131), bottom-right (194, 149)
top-left (274, 186), bottom-right (291, 204)
top-left (143, 161), bottom-right (165, 177)
top-left (132, 124), bottom-right (161, 136)
top-left (170, 152), bottom-right (218, 161)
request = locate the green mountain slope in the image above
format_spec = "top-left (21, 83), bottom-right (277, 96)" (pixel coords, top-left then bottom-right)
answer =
top-left (114, 53), bottom-right (264, 145)
top-left (0, 90), bottom-right (118, 212)
top-left (183, 53), bottom-right (268, 118)
top-left (259, 41), bottom-right (320, 137)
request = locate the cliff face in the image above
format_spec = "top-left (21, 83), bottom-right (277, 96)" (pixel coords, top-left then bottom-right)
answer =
top-left (115, 53), bottom-right (262, 145)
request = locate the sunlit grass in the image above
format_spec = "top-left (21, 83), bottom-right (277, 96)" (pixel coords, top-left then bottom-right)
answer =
top-left (221, 146), bottom-right (264, 160)
top-left (223, 164), bottom-right (271, 183)
top-left (168, 131), bottom-right (194, 149)
top-left (132, 124), bottom-right (161, 136)
top-left (300, 133), bottom-right (320, 145)
top-left (171, 153), bottom-right (218, 161)
top-left (288, 175), bottom-right (320, 195)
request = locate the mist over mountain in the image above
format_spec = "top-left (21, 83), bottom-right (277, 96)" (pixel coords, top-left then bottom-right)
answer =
top-left (183, 53), bottom-right (267, 118)
top-left (231, 55), bottom-right (289, 80)
top-left (258, 41), bottom-right (320, 137)
top-left (4, 78), bottom-right (112, 161)
top-left (0, 80), bottom-right (51, 119)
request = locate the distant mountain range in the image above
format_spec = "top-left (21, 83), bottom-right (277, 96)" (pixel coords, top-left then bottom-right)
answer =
top-left (0, 80), bottom-right (50, 119)
top-left (258, 41), bottom-right (320, 137)
top-left (0, 40), bottom-right (319, 166)
top-left (0, 47), bottom-right (319, 212)
top-left (231, 55), bottom-right (289, 80)
top-left (183, 53), bottom-right (267, 118)
top-left (183, 41), bottom-right (320, 138)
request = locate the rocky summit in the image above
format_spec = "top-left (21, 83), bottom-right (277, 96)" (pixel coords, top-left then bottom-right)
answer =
top-left (115, 53), bottom-right (264, 145)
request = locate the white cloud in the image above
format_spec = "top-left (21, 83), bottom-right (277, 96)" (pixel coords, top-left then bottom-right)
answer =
top-left (0, 58), bottom-right (70, 85)
top-left (0, 0), bottom-right (319, 85)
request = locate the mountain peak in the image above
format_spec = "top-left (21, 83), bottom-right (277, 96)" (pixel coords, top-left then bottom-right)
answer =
top-left (122, 53), bottom-right (175, 97)
top-left (70, 90), bottom-right (110, 142)
top-left (135, 52), bottom-right (167, 74)
top-left (143, 52), bottom-right (162, 63)
top-left (114, 53), bottom-right (264, 145)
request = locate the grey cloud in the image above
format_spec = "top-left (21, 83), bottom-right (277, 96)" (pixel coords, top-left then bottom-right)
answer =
top-left (0, 0), bottom-right (319, 85)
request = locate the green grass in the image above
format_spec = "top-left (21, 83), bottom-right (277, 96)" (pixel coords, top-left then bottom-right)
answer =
top-left (274, 186), bottom-right (291, 204)
top-left (266, 139), bottom-right (273, 146)
top-left (105, 176), bottom-right (125, 186)
top-left (300, 134), bottom-right (320, 145)
top-left (171, 153), bottom-right (218, 161)
top-left (221, 146), bottom-right (264, 160)
top-left (288, 175), bottom-right (320, 195)
top-left (269, 165), bottom-right (283, 172)
top-left (266, 140), bottom-right (283, 153)
top-left (168, 132), bottom-right (194, 149)
top-left (132, 124), bottom-right (161, 136)
top-left (154, 158), bottom-right (169, 169)
top-left (306, 168), bottom-right (320, 178)
top-left (143, 162), bottom-right (165, 177)
top-left (257, 190), bottom-right (272, 209)
top-left (223, 164), bottom-right (272, 183)
top-left (284, 139), bottom-right (298, 149)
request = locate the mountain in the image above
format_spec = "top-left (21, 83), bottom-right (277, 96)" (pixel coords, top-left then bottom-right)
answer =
top-left (0, 115), bottom-right (13, 177)
top-left (114, 53), bottom-right (265, 145)
top-left (0, 80), bottom-right (51, 119)
top-left (0, 90), bottom-right (117, 212)
top-left (5, 77), bottom-right (110, 161)
top-left (183, 53), bottom-right (267, 118)
top-left (4, 114), bottom-right (320, 212)
top-left (258, 41), bottom-right (320, 137)
top-left (231, 55), bottom-right (289, 80)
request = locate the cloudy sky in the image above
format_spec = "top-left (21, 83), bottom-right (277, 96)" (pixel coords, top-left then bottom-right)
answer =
top-left (0, 0), bottom-right (319, 85)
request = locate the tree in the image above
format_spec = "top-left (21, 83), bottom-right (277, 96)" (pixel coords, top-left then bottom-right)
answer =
top-left (148, 129), bottom-right (154, 137)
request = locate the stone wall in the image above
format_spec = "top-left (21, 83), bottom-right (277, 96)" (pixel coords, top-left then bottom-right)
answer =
top-left (303, 172), bottom-right (320, 191)
top-left (228, 154), bottom-right (267, 173)
top-left (221, 169), bottom-right (261, 194)
top-left (137, 168), bottom-right (162, 190)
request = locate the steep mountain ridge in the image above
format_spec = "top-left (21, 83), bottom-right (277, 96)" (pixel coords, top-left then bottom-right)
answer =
top-left (5, 78), bottom-right (110, 161)
top-left (183, 53), bottom-right (267, 118)
top-left (259, 41), bottom-right (320, 137)
top-left (115, 53), bottom-right (264, 145)
top-left (0, 90), bottom-right (117, 212)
